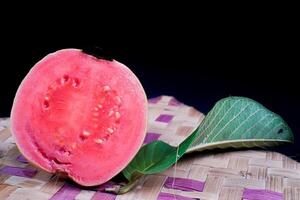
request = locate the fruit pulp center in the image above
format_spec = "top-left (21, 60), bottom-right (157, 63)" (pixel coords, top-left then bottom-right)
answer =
top-left (39, 74), bottom-right (122, 153)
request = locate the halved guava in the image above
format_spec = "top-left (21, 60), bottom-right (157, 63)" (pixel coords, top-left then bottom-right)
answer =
top-left (10, 49), bottom-right (147, 186)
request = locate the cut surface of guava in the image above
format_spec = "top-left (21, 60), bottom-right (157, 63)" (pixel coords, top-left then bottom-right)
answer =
top-left (11, 49), bottom-right (147, 186)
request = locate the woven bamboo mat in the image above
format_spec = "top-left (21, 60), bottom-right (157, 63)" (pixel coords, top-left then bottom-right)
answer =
top-left (1, 96), bottom-right (299, 200)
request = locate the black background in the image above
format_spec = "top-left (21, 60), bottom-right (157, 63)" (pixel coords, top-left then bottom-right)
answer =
top-left (0, 11), bottom-right (299, 160)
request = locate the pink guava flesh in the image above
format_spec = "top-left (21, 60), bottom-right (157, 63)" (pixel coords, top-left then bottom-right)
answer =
top-left (10, 49), bottom-right (147, 186)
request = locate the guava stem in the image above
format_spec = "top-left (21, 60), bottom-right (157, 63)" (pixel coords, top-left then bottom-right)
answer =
top-left (105, 176), bottom-right (142, 194)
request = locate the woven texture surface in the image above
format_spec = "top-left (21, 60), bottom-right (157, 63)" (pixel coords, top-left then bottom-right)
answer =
top-left (0, 95), bottom-right (299, 200)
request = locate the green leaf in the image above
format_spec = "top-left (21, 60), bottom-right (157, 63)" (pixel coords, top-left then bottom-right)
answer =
top-left (123, 126), bottom-right (199, 181)
top-left (115, 97), bottom-right (293, 194)
top-left (113, 128), bottom-right (199, 194)
top-left (187, 97), bottom-right (293, 152)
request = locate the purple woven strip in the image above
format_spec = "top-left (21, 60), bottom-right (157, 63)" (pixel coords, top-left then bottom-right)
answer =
top-left (164, 177), bottom-right (204, 192)
top-left (168, 97), bottom-right (182, 106)
top-left (157, 192), bottom-right (197, 200)
top-left (49, 183), bottom-right (81, 200)
top-left (16, 155), bottom-right (28, 163)
top-left (242, 188), bottom-right (283, 200)
top-left (0, 166), bottom-right (37, 178)
top-left (91, 191), bottom-right (116, 200)
top-left (144, 132), bottom-right (161, 144)
top-left (155, 114), bottom-right (174, 123)
top-left (148, 96), bottom-right (162, 104)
